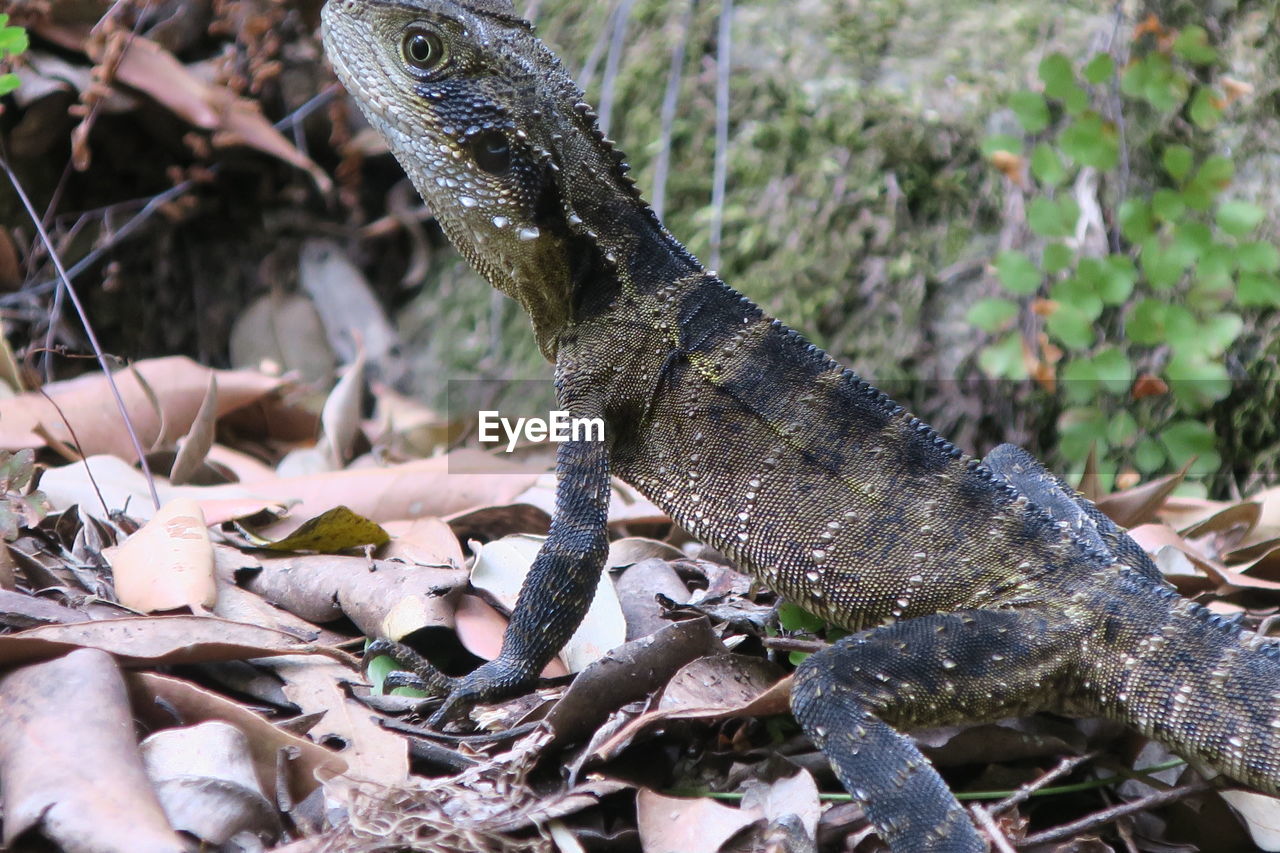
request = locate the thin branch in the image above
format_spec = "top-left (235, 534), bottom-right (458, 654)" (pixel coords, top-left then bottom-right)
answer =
top-left (652, 0), bottom-right (695, 220)
top-left (1019, 779), bottom-right (1210, 847)
top-left (969, 805), bottom-right (1018, 853)
top-left (0, 158), bottom-right (161, 511)
top-left (990, 751), bottom-right (1100, 816)
top-left (709, 0), bottom-right (733, 272)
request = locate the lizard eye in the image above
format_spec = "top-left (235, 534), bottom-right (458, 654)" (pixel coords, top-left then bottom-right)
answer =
top-left (402, 28), bottom-right (445, 72)
top-left (471, 131), bottom-right (512, 175)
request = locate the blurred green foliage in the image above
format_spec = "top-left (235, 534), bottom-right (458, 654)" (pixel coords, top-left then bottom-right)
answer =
top-left (974, 17), bottom-right (1278, 484)
top-left (0, 14), bottom-right (28, 96)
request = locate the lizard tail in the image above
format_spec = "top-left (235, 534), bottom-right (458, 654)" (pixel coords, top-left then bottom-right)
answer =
top-left (1094, 568), bottom-right (1280, 793)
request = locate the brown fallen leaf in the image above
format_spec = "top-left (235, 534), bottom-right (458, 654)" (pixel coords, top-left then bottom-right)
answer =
top-left (168, 373), bottom-right (218, 486)
top-left (592, 657), bottom-right (792, 762)
top-left (0, 614), bottom-right (338, 668)
top-left (103, 497), bottom-right (217, 613)
top-left (127, 671), bottom-right (346, 804)
top-left (243, 554), bottom-right (467, 640)
top-left (33, 23), bottom-right (331, 191)
top-left (1095, 461), bottom-right (1190, 529)
top-left (0, 649), bottom-right (185, 853)
top-left (637, 789), bottom-right (764, 853)
top-left (0, 356), bottom-right (284, 461)
top-left (263, 655), bottom-right (409, 786)
top-left (141, 721), bottom-right (281, 845)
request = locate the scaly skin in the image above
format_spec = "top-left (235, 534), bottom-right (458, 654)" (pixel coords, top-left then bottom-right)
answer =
top-left (321, 2), bottom-right (1280, 849)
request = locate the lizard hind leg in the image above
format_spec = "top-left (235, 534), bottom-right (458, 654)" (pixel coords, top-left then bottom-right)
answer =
top-left (792, 608), bottom-right (1081, 853)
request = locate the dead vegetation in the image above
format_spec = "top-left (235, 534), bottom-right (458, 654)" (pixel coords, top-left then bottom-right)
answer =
top-left (2, 1), bottom-right (1280, 852)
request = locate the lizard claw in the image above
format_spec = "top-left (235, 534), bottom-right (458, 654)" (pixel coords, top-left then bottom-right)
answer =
top-left (426, 657), bottom-right (533, 728)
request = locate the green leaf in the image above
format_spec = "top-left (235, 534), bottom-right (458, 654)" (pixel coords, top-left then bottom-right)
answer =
top-left (1238, 273), bottom-right (1280, 307)
top-left (1133, 436), bottom-right (1167, 474)
top-left (1028, 196), bottom-right (1079, 238)
top-left (1050, 276), bottom-right (1103, 320)
top-left (1165, 353), bottom-right (1231, 410)
top-left (1083, 53), bottom-right (1115, 85)
top-left (1189, 87), bottom-right (1222, 129)
top-left (1197, 244), bottom-right (1235, 287)
top-left (1046, 303), bottom-right (1095, 349)
top-left (1173, 26), bottom-right (1217, 65)
top-left (1196, 155), bottom-right (1235, 190)
top-left (1039, 53), bottom-right (1076, 96)
top-left (0, 20), bottom-right (28, 57)
top-left (978, 332), bottom-right (1029, 380)
top-left (1173, 221), bottom-right (1213, 259)
top-left (1128, 299), bottom-right (1167, 345)
top-left (1141, 237), bottom-right (1191, 289)
top-left (1010, 91), bottom-right (1050, 133)
top-left (1161, 145), bottom-right (1194, 182)
top-left (1151, 188), bottom-right (1186, 223)
top-left (1108, 411), bottom-right (1138, 446)
top-left (1092, 347), bottom-right (1134, 394)
top-left (1043, 243), bottom-right (1074, 274)
top-left (1060, 114), bottom-right (1119, 170)
top-left (1199, 313), bottom-right (1244, 356)
top-left (1118, 199), bottom-right (1153, 242)
top-left (1058, 407), bottom-right (1109, 463)
top-left (1061, 358), bottom-right (1102, 405)
top-left (1216, 201), bottom-right (1265, 237)
top-left (1160, 419), bottom-right (1221, 477)
top-left (778, 601), bottom-right (827, 633)
top-left (1030, 143), bottom-right (1067, 186)
top-left (967, 298), bottom-right (1020, 332)
top-left (0, 73), bottom-right (18, 96)
top-left (1238, 241), bottom-right (1280, 274)
top-left (995, 250), bottom-right (1042, 295)
top-left (1097, 256), bottom-right (1137, 304)
top-left (982, 134), bottom-right (1024, 157)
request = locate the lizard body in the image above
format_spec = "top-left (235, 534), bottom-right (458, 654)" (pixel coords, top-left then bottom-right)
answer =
top-left (320, 2), bottom-right (1280, 849)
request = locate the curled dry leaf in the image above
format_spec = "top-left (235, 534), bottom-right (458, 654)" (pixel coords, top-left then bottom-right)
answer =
top-left (0, 356), bottom-right (283, 461)
top-left (141, 721), bottom-right (281, 845)
top-left (127, 672), bottom-right (345, 804)
top-left (0, 649), bottom-right (185, 853)
top-left (299, 240), bottom-right (402, 379)
top-left (103, 497), bottom-right (217, 613)
top-left (167, 373), bottom-right (218, 486)
top-left (243, 554), bottom-right (467, 640)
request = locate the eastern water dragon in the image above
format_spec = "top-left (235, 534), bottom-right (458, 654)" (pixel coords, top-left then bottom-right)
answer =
top-left (319, 2), bottom-right (1280, 849)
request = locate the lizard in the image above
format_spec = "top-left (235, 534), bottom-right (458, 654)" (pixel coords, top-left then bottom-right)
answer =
top-left (319, 1), bottom-right (1280, 849)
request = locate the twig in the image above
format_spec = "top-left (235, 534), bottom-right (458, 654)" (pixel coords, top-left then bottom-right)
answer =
top-left (652, 0), bottom-right (695, 220)
top-left (0, 158), bottom-right (162, 511)
top-left (969, 804), bottom-right (1018, 853)
top-left (597, 0), bottom-right (635, 138)
top-left (989, 751), bottom-right (1099, 816)
top-left (1018, 778), bottom-right (1210, 847)
top-left (709, 0), bottom-right (733, 272)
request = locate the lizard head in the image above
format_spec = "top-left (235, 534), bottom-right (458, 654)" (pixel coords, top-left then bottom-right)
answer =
top-left (321, 0), bottom-right (640, 360)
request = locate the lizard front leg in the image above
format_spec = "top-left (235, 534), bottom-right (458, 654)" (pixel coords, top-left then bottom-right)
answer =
top-left (792, 608), bottom-right (1079, 853)
top-left (431, 401), bottom-right (612, 725)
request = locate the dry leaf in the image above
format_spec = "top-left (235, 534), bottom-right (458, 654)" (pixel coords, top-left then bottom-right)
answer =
top-left (243, 505), bottom-right (390, 553)
top-left (103, 498), bottom-right (216, 612)
top-left (0, 649), bottom-right (185, 853)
